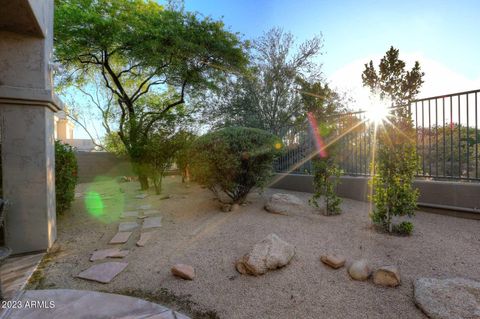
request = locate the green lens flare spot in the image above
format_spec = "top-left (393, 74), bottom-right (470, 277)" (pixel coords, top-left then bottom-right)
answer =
top-left (85, 191), bottom-right (104, 217)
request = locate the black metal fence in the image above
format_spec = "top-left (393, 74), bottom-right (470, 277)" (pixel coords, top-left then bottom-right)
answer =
top-left (274, 89), bottom-right (480, 182)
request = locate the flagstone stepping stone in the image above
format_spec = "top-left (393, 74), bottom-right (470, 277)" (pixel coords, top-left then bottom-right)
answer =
top-left (121, 211), bottom-right (139, 218)
top-left (138, 204), bottom-right (153, 210)
top-left (135, 194), bottom-right (148, 199)
top-left (109, 232), bottom-right (132, 244)
top-left (118, 222), bottom-right (138, 232)
top-left (143, 209), bottom-right (161, 216)
top-left (136, 231), bottom-right (156, 247)
top-left (320, 254), bottom-right (346, 269)
top-left (74, 192), bottom-right (83, 199)
top-left (142, 217), bottom-right (162, 229)
top-left (77, 262), bottom-right (128, 283)
top-left (90, 248), bottom-right (129, 261)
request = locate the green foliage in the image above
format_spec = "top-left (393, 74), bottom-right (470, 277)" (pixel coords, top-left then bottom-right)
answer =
top-left (309, 157), bottom-right (342, 215)
top-left (393, 221), bottom-right (414, 236)
top-left (55, 141), bottom-right (78, 214)
top-left (363, 46), bottom-right (423, 234)
top-left (55, 0), bottom-right (248, 189)
top-left (190, 127), bottom-right (279, 204)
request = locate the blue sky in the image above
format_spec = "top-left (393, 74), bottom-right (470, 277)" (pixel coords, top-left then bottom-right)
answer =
top-left (183, 0), bottom-right (480, 93)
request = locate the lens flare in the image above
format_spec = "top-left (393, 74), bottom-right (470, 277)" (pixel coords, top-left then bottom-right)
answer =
top-left (364, 94), bottom-right (391, 124)
top-left (307, 112), bottom-right (328, 158)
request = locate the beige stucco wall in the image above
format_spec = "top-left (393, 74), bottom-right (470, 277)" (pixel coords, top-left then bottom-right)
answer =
top-left (0, 0), bottom-right (59, 254)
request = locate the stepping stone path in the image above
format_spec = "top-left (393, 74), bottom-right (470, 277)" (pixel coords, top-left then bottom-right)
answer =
top-left (77, 262), bottom-right (128, 283)
top-left (171, 264), bottom-right (195, 280)
top-left (90, 248), bottom-right (129, 261)
top-left (118, 222), bottom-right (138, 232)
top-left (121, 211), bottom-right (139, 218)
top-left (142, 217), bottom-right (162, 229)
top-left (143, 209), bottom-right (161, 216)
top-left (136, 232), bottom-right (156, 247)
top-left (320, 254), bottom-right (346, 269)
top-left (135, 194), bottom-right (148, 199)
top-left (109, 232), bottom-right (132, 244)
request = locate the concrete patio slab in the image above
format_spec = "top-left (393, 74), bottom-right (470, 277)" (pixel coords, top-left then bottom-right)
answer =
top-left (139, 204), bottom-right (152, 210)
top-left (135, 194), bottom-right (148, 199)
top-left (142, 217), bottom-right (162, 229)
top-left (118, 222), bottom-right (138, 232)
top-left (144, 209), bottom-right (161, 216)
top-left (2, 289), bottom-right (190, 319)
top-left (90, 248), bottom-right (129, 261)
top-left (109, 232), bottom-right (132, 244)
top-left (76, 262), bottom-right (128, 283)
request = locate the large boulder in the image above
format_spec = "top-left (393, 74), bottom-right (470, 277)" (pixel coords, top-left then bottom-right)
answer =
top-left (264, 193), bottom-right (305, 215)
top-left (414, 277), bottom-right (480, 319)
top-left (236, 234), bottom-right (295, 276)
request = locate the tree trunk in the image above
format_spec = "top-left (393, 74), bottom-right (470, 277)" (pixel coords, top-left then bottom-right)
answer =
top-left (139, 174), bottom-right (149, 190)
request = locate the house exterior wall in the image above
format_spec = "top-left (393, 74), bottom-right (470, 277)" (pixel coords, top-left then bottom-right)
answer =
top-left (0, 0), bottom-right (60, 254)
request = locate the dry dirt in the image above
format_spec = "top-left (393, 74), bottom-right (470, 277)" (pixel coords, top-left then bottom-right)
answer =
top-left (31, 175), bottom-right (480, 319)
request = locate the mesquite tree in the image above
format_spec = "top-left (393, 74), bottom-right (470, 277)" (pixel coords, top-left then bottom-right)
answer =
top-left (362, 46), bottom-right (424, 234)
top-left (54, 0), bottom-right (248, 189)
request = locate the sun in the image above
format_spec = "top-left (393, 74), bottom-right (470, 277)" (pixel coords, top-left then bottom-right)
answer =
top-left (364, 94), bottom-right (391, 124)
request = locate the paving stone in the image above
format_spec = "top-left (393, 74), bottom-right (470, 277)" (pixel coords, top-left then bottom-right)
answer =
top-left (90, 248), bottom-right (129, 261)
top-left (135, 194), bottom-right (148, 199)
top-left (136, 231), bottom-right (156, 247)
top-left (139, 204), bottom-right (153, 210)
top-left (77, 262), bottom-right (128, 283)
top-left (320, 254), bottom-right (346, 269)
top-left (142, 217), bottom-right (162, 229)
top-left (118, 222), bottom-right (138, 232)
top-left (121, 211), bottom-right (139, 218)
top-left (109, 232), bottom-right (132, 244)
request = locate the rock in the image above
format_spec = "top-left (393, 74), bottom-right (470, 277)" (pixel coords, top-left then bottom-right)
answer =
top-left (235, 233), bottom-right (295, 276)
top-left (171, 264), bottom-right (195, 280)
top-left (320, 254), bottom-right (346, 269)
top-left (264, 193), bottom-right (305, 215)
top-left (231, 203), bottom-right (240, 211)
top-left (348, 259), bottom-right (371, 281)
top-left (220, 204), bottom-right (232, 212)
top-left (373, 265), bottom-right (401, 287)
top-left (414, 277), bottom-right (480, 319)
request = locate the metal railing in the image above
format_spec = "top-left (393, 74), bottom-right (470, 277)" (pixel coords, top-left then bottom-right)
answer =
top-left (274, 89), bottom-right (480, 182)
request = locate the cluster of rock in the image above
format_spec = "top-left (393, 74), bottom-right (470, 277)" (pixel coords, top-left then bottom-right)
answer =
top-left (320, 255), bottom-right (401, 287)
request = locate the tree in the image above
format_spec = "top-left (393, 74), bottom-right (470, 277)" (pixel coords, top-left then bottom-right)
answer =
top-left (202, 28), bottom-right (323, 136)
top-left (298, 80), bottom-right (344, 215)
top-left (54, 0), bottom-right (248, 189)
top-left (362, 46), bottom-right (424, 234)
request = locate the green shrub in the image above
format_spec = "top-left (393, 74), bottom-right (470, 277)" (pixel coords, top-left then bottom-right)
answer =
top-left (309, 157), bottom-right (342, 215)
top-left (393, 221), bottom-right (414, 236)
top-left (190, 127), bottom-right (279, 204)
top-left (55, 141), bottom-right (78, 214)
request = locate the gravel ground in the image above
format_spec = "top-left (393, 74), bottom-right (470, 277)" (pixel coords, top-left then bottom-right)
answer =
top-left (32, 175), bottom-right (480, 319)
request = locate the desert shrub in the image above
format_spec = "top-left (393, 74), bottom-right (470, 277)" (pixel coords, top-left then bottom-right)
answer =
top-left (55, 140), bottom-right (78, 214)
top-left (190, 127), bottom-right (279, 204)
top-left (309, 157), bottom-right (342, 215)
top-left (393, 221), bottom-right (414, 235)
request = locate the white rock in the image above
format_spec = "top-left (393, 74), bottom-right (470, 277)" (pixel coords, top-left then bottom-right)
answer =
top-left (264, 193), bottom-right (305, 215)
top-left (348, 259), bottom-right (371, 281)
top-left (236, 233), bottom-right (295, 276)
top-left (414, 277), bottom-right (480, 319)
